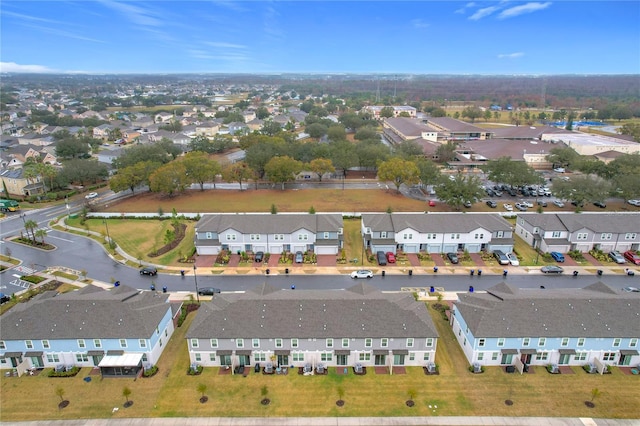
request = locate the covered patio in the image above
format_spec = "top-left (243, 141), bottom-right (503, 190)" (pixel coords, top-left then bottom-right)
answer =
top-left (98, 352), bottom-right (143, 378)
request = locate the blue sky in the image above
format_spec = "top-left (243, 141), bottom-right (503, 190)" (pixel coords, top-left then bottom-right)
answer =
top-left (1, 1), bottom-right (638, 75)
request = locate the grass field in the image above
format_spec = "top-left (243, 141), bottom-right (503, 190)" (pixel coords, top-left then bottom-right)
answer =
top-left (1, 303), bottom-right (638, 421)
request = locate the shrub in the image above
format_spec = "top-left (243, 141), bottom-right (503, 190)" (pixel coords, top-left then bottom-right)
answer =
top-left (143, 365), bottom-right (159, 377)
top-left (567, 250), bottom-right (585, 262)
top-left (48, 366), bottom-right (80, 377)
top-left (187, 365), bottom-right (203, 375)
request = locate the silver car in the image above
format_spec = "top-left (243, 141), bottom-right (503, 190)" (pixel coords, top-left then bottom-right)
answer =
top-left (350, 270), bottom-right (373, 279)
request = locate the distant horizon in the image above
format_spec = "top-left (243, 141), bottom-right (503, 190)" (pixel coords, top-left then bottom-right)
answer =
top-left (1, 1), bottom-right (638, 75)
top-left (1, 72), bottom-right (637, 77)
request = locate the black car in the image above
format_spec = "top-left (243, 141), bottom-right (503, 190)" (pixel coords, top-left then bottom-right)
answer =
top-left (198, 287), bottom-right (221, 296)
top-left (254, 251), bottom-right (264, 262)
top-left (446, 252), bottom-right (459, 264)
top-left (139, 266), bottom-right (158, 276)
top-left (486, 200), bottom-right (497, 208)
top-left (0, 293), bottom-right (10, 304)
top-left (376, 251), bottom-right (387, 266)
top-left (537, 200), bottom-right (547, 207)
top-left (593, 201), bottom-right (607, 208)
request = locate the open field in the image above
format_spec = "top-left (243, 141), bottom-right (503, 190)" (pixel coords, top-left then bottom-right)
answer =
top-left (1, 303), bottom-right (638, 421)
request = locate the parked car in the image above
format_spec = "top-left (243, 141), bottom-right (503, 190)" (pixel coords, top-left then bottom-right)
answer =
top-left (541, 265), bottom-right (564, 274)
top-left (85, 192), bottom-right (98, 199)
top-left (376, 251), bottom-right (387, 266)
top-left (350, 269), bottom-right (373, 279)
top-left (608, 251), bottom-right (626, 264)
top-left (463, 200), bottom-right (472, 208)
top-left (519, 200), bottom-right (533, 208)
top-left (503, 203), bottom-right (513, 211)
top-left (198, 287), bottom-right (221, 295)
top-left (446, 252), bottom-right (459, 264)
top-left (553, 200), bottom-right (565, 208)
top-left (254, 251), bottom-right (264, 262)
top-left (550, 251), bottom-right (565, 262)
top-left (428, 199), bottom-right (436, 207)
top-left (295, 251), bottom-right (303, 263)
top-left (627, 199), bottom-right (640, 207)
top-left (493, 250), bottom-right (510, 265)
top-left (515, 203), bottom-right (528, 212)
top-left (386, 252), bottom-right (396, 263)
top-left (623, 250), bottom-right (640, 265)
top-left (0, 292), bottom-right (10, 304)
top-left (622, 286), bottom-right (640, 293)
top-left (506, 252), bottom-right (520, 266)
top-left (486, 200), bottom-right (497, 208)
top-left (139, 266), bottom-right (158, 276)
top-left (593, 201), bottom-right (607, 208)
top-left (537, 200), bottom-right (547, 207)
top-left (571, 200), bottom-right (584, 207)
top-left (553, 167), bottom-right (565, 173)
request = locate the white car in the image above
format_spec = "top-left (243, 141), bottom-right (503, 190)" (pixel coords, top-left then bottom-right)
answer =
top-left (506, 252), bottom-right (519, 266)
top-left (503, 203), bottom-right (513, 211)
top-left (553, 200), bottom-right (565, 208)
top-left (553, 167), bottom-right (565, 173)
top-left (85, 192), bottom-right (98, 199)
top-left (350, 270), bottom-right (373, 279)
top-left (519, 200), bottom-right (533, 208)
top-left (627, 200), bottom-right (640, 207)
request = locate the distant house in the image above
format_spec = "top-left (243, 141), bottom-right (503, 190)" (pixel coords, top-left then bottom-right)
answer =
top-left (93, 124), bottom-right (114, 139)
top-left (364, 105), bottom-right (417, 119)
top-left (185, 283), bottom-right (439, 372)
top-left (194, 213), bottom-right (343, 256)
top-left (0, 167), bottom-right (45, 197)
top-left (451, 282), bottom-right (640, 371)
top-left (0, 285), bottom-right (176, 378)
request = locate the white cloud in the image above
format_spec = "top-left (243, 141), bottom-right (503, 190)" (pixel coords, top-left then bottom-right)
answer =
top-left (0, 62), bottom-right (56, 73)
top-left (212, 1), bottom-right (249, 13)
top-left (98, 0), bottom-right (162, 27)
top-left (455, 2), bottom-right (476, 14)
top-left (411, 19), bottom-right (429, 29)
top-left (204, 42), bottom-right (247, 49)
top-left (498, 52), bottom-right (525, 59)
top-left (498, 2), bottom-right (552, 19)
top-left (469, 5), bottom-right (500, 21)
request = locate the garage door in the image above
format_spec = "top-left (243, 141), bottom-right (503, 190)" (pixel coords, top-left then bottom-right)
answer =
top-left (465, 244), bottom-right (481, 253)
top-left (427, 244), bottom-right (442, 254)
top-left (270, 245), bottom-right (283, 254)
top-left (404, 245), bottom-right (419, 253)
top-left (443, 244), bottom-right (457, 253)
top-left (197, 247), bottom-right (220, 255)
top-left (253, 246), bottom-right (266, 253)
top-left (315, 246), bottom-right (337, 255)
top-left (373, 245), bottom-right (395, 254)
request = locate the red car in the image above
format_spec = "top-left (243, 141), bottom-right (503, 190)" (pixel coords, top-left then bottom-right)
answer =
top-left (624, 250), bottom-right (640, 265)
top-left (386, 252), bottom-right (396, 263)
top-left (428, 200), bottom-right (436, 207)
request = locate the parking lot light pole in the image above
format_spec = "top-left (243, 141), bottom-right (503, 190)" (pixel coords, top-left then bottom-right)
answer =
top-left (193, 265), bottom-right (200, 303)
top-left (102, 219), bottom-right (111, 250)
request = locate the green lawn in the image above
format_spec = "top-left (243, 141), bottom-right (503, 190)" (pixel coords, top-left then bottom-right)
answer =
top-left (2, 303), bottom-right (638, 420)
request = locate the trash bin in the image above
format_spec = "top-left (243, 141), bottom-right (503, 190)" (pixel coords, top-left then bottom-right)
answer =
top-left (469, 285), bottom-right (474, 292)
top-left (408, 270), bottom-right (413, 276)
top-left (470, 269), bottom-right (474, 276)
top-left (597, 269), bottom-right (603, 276)
top-left (477, 269), bottom-right (482, 277)
top-left (573, 270), bottom-right (579, 276)
top-left (503, 270), bottom-right (508, 278)
top-left (162, 286), bottom-right (167, 293)
top-left (290, 285), bottom-right (295, 290)
top-left (430, 286), bottom-right (435, 293)
top-left (255, 363), bottom-right (260, 373)
top-left (266, 268), bottom-right (270, 275)
top-left (180, 270), bottom-right (185, 277)
top-left (381, 270), bottom-right (385, 277)
top-left (285, 268), bottom-right (289, 274)
top-left (433, 266), bottom-right (438, 273)
top-left (114, 280), bottom-right (120, 287)
top-left (150, 285), bottom-right (155, 291)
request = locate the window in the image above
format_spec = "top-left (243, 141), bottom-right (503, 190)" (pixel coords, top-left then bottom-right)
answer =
top-left (0, 341), bottom-right (5, 350)
top-left (365, 338), bottom-right (372, 348)
top-left (250, 234), bottom-right (261, 241)
top-left (293, 352), bottom-right (304, 362)
top-left (574, 352), bottom-right (587, 362)
top-left (93, 339), bottom-right (102, 348)
top-left (496, 231), bottom-right (504, 238)
top-left (538, 337), bottom-right (546, 347)
top-left (427, 233), bottom-right (436, 239)
top-left (403, 233), bottom-right (413, 240)
top-left (142, 354), bottom-right (148, 362)
top-left (77, 339), bottom-right (85, 348)
top-left (423, 353), bottom-right (431, 361)
top-left (42, 340), bottom-right (50, 349)
top-left (406, 338), bottom-right (414, 348)
top-left (25, 340), bottom-right (33, 349)
top-left (236, 339), bottom-right (244, 348)
top-left (477, 352), bottom-right (484, 361)
top-left (380, 231), bottom-right (387, 238)
top-left (630, 338), bottom-right (638, 348)
top-left (209, 353), bottom-right (217, 362)
top-left (274, 234), bottom-right (284, 241)
top-left (613, 338), bottom-right (621, 347)
top-left (195, 353), bottom-right (201, 362)
top-left (601, 233), bottom-right (612, 240)
top-left (561, 337), bottom-right (569, 347)
top-left (552, 231), bottom-right (561, 238)
top-left (577, 338), bottom-right (585, 347)
top-left (625, 233), bottom-right (637, 240)
top-left (191, 339), bottom-right (199, 348)
top-left (603, 352), bottom-right (616, 361)
top-left (120, 339), bottom-right (127, 348)
top-left (536, 352), bottom-right (549, 361)
top-left (426, 338), bottom-right (434, 347)
top-left (210, 339), bottom-right (218, 348)
top-left (298, 234), bottom-right (308, 241)
top-left (275, 338), bottom-right (283, 348)
top-left (46, 354), bottom-right (60, 363)
top-left (320, 352), bottom-right (332, 362)
top-left (451, 233), bottom-right (460, 240)
top-left (576, 233), bottom-right (588, 240)
top-left (226, 234), bottom-right (237, 241)
top-left (291, 338), bottom-right (299, 348)
top-left (323, 232), bottom-right (329, 239)
top-left (139, 339), bottom-right (147, 348)
top-left (342, 338), bottom-right (349, 348)
top-left (491, 352), bottom-right (499, 361)
top-left (522, 338), bottom-right (530, 347)
top-left (326, 338), bottom-right (333, 348)
top-left (409, 352), bottom-right (415, 361)
top-left (254, 353), bottom-right (266, 362)
top-left (359, 353), bottom-right (371, 361)
top-left (533, 227), bottom-right (539, 234)
top-left (205, 232), bottom-right (213, 239)
top-left (381, 338), bottom-right (389, 347)
top-left (76, 353), bottom-right (89, 363)
top-left (497, 338), bottom-right (505, 347)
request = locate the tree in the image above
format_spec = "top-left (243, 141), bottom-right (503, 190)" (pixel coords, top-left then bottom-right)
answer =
top-left (483, 109), bottom-right (492, 121)
top-left (551, 175), bottom-right (611, 208)
top-left (329, 140), bottom-right (358, 176)
top-left (113, 143), bottom-right (175, 169)
top-left (35, 228), bottom-right (47, 244)
top-left (379, 106), bottom-right (395, 118)
top-left (435, 141), bottom-right (457, 163)
top-left (223, 161), bottom-right (254, 190)
top-left (461, 106), bottom-right (483, 123)
top-left (485, 157), bottom-right (543, 188)
top-left (260, 120), bottom-right (283, 136)
top-left (122, 386), bottom-right (132, 407)
top-left (110, 161), bottom-right (161, 194)
top-left (435, 174), bottom-right (484, 211)
top-left (24, 219), bottom-right (38, 243)
top-left (327, 124), bottom-right (347, 142)
top-left (565, 111), bottom-right (576, 130)
top-left (618, 123), bottom-right (640, 142)
top-left (306, 122), bottom-right (328, 139)
top-left (149, 161), bottom-right (189, 197)
top-left (309, 158), bottom-right (335, 182)
top-left (354, 126), bottom-right (378, 141)
top-left (57, 159), bottom-right (108, 186)
top-left (265, 156), bottom-right (303, 190)
top-left (189, 135), bottom-right (213, 153)
top-left (256, 106), bottom-right (270, 120)
top-left (197, 383), bottom-right (208, 403)
top-left (396, 140), bottom-right (424, 159)
top-left (244, 138), bottom-right (286, 178)
top-left (182, 151), bottom-right (220, 191)
top-left (377, 158), bottom-right (420, 193)
top-left (416, 158), bottom-right (442, 187)
top-left (55, 137), bottom-right (90, 159)
top-left (55, 386), bottom-right (65, 403)
top-left (159, 120), bottom-right (182, 132)
top-left (546, 146), bottom-right (579, 169)
top-left (355, 139), bottom-right (390, 169)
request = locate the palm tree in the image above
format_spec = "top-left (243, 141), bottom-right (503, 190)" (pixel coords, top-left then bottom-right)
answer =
top-left (197, 383), bottom-right (208, 403)
top-left (35, 229), bottom-right (47, 244)
top-left (55, 386), bottom-right (65, 402)
top-left (24, 219), bottom-right (38, 243)
top-left (122, 386), bottom-right (132, 407)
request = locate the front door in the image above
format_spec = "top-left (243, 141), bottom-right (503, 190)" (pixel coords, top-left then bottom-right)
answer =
top-left (619, 354), bottom-right (632, 366)
top-left (520, 354), bottom-right (532, 364)
top-left (336, 355), bottom-right (348, 366)
top-left (393, 354), bottom-right (405, 365)
top-left (29, 356), bottom-right (44, 368)
top-left (558, 354), bottom-right (570, 365)
top-left (220, 355), bottom-right (232, 366)
top-left (238, 355), bottom-right (250, 366)
top-left (277, 355), bottom-right (288, 367)
top-left (374, 355), bottom-right (386, 366)
top-left (92, 355), bottom-right (103, 367)
top-left (501, 354), bottom-right (513, 365)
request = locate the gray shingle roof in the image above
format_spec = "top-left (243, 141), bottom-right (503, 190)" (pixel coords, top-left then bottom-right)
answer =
top-left (363, 213), bottom-right (511, 234)
top-left (186, 284), bottom-right (438, 340)
top-left (455, 282), bottom-right (640, 338)
top-left (0, 285), bottom-right (170, 340)
top-left (195, 213), bottom-right (342, 234)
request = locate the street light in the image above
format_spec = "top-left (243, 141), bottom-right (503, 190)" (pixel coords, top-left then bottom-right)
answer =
top-left (103, 219), bottom-right (111, 251)
top-left (193, 265), bottom-right (200, 303)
